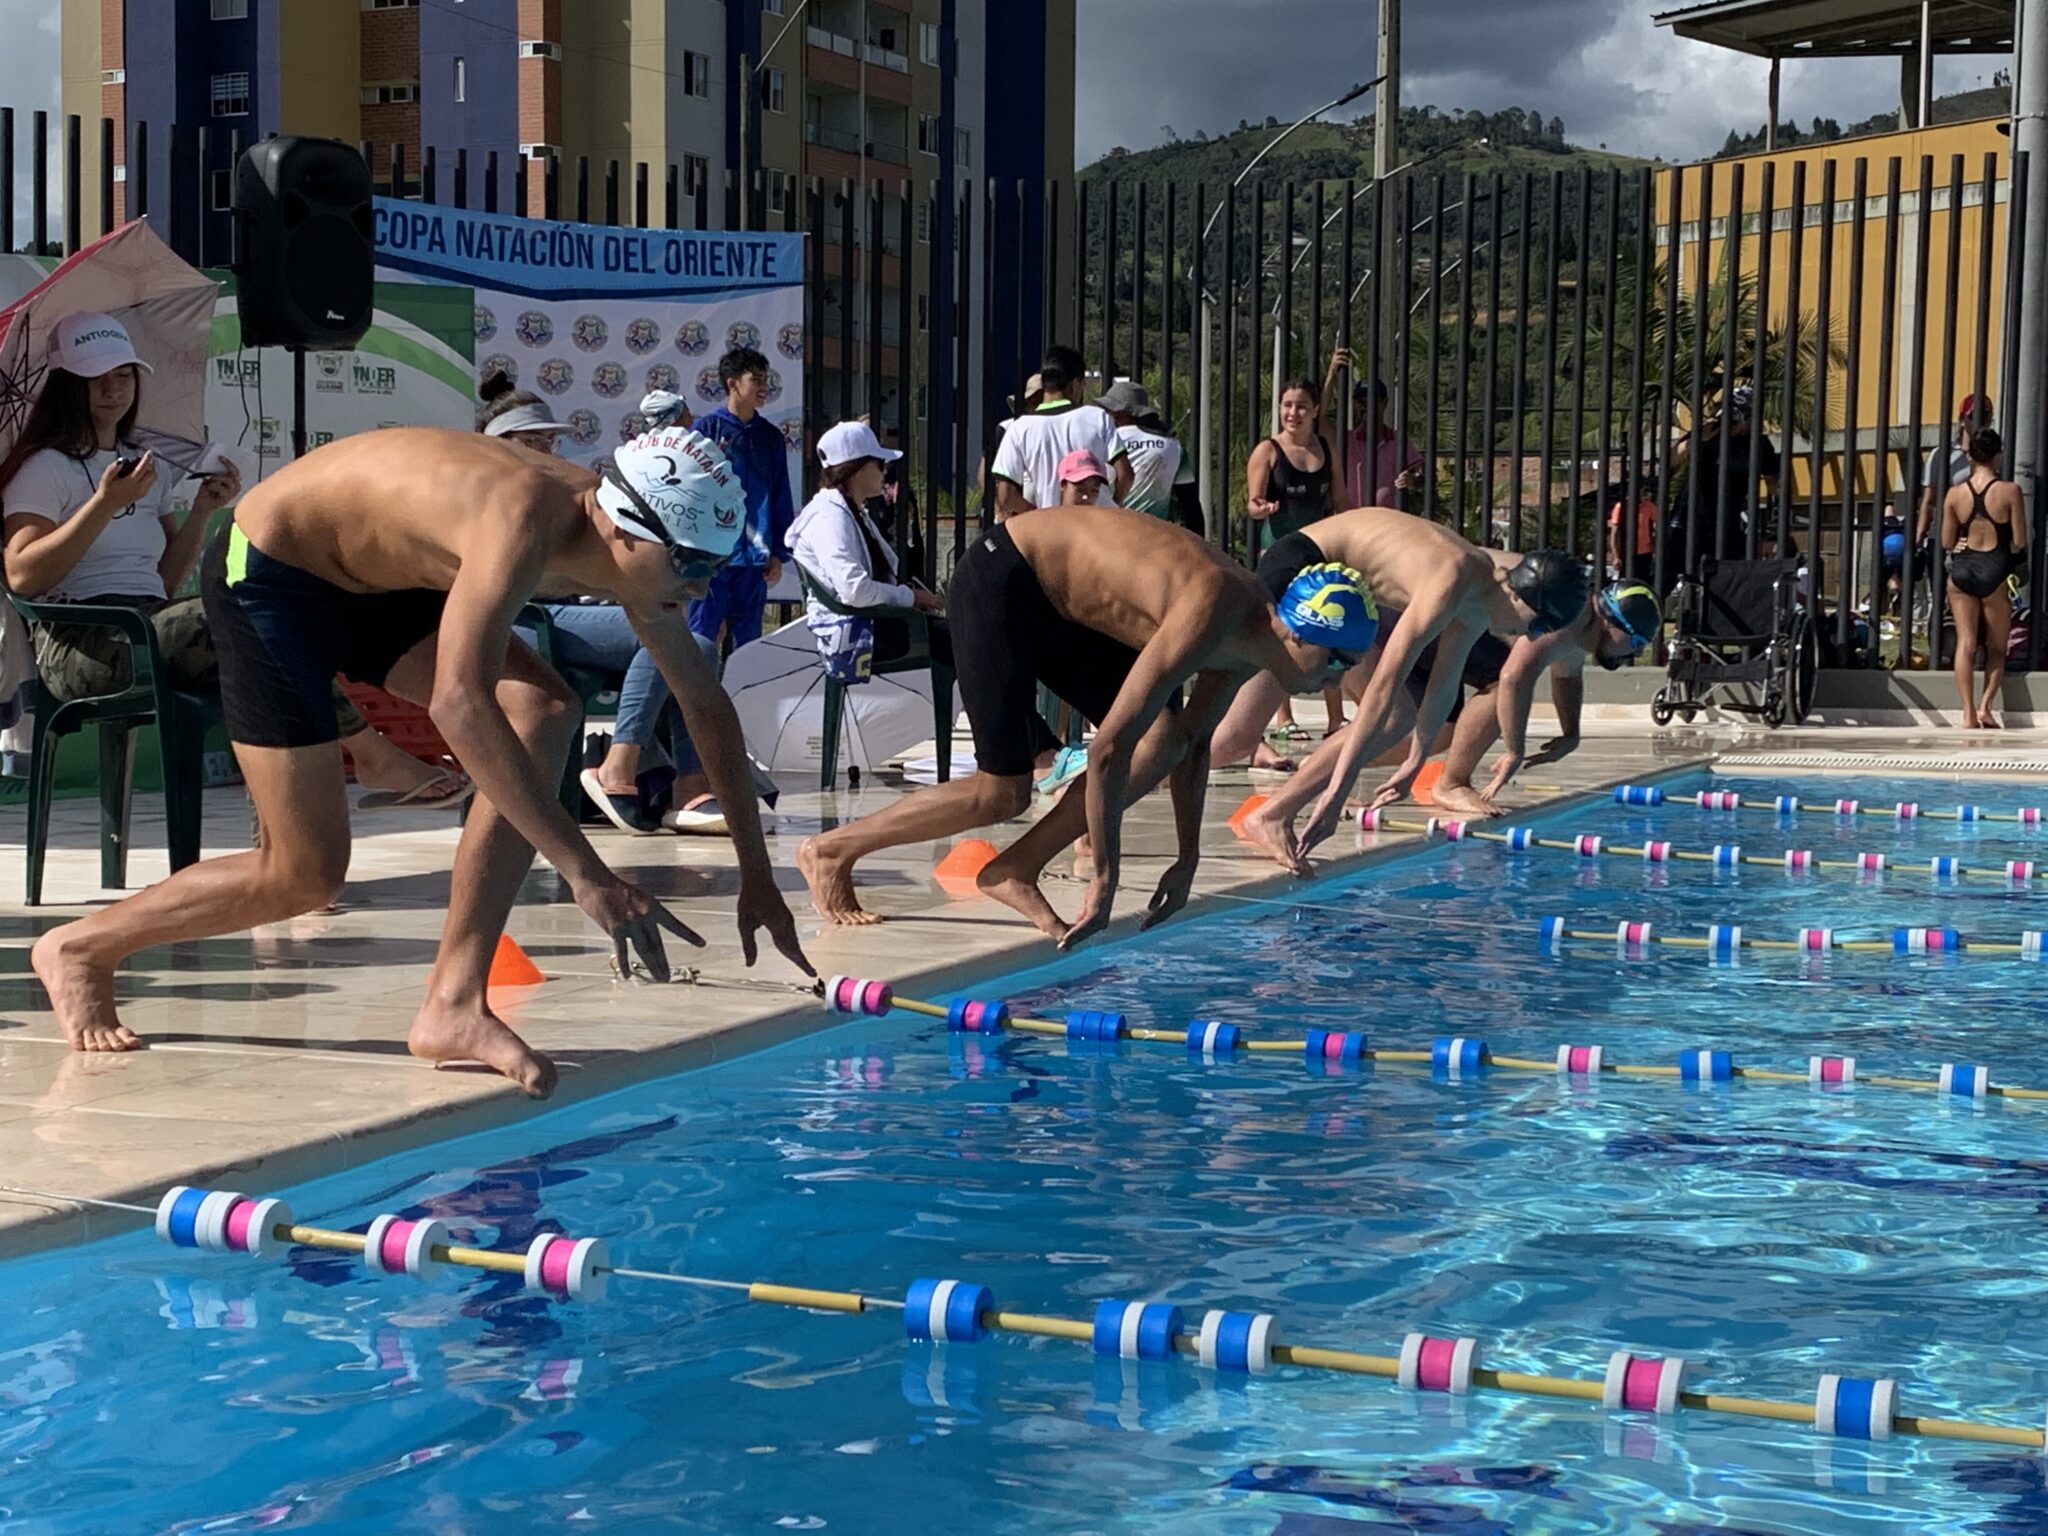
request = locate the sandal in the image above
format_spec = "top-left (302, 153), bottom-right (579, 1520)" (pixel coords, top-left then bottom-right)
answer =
top-left (357, 770), bottom-right (475, 812)
top-left (1265, 723), bottom-right (1309, 744)
top-left (579, 768), bottom-right (664, 835)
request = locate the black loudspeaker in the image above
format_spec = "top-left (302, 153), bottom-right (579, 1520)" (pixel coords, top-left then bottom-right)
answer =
top-left (232, 136), bottom-right (374, 351)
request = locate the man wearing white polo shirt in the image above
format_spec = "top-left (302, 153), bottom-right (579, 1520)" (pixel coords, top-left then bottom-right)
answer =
top-left (990, 346), bottom-right (1133, 518)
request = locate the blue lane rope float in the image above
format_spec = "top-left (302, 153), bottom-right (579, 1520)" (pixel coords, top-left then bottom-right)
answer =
top-left (22, 1178), bottom-right (2038, 1452)
top-left (1609, 784), bottom-right (2046, 825)
top-left (1535, 914), bottom-right (2048, 962)
top-left (1362, 810), bottom-right (2048, 888)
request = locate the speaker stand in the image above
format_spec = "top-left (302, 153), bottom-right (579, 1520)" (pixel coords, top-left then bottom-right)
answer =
top-left (290, 346), bottom-right (308, 461)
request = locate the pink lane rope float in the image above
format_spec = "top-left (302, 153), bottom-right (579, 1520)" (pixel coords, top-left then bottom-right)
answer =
top-left (67, 1180), bottom-right (2036, 1451)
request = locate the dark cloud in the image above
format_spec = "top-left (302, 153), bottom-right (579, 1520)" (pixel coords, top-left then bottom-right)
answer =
top-left (1076, 0), bottom-right (2004, 165)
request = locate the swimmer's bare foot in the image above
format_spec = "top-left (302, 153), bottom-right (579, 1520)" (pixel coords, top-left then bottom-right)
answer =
top-left (1431, 782), bottom-right (1505, 818)
top-left (1250, 744), bottom-right (1298, 772)
top-left (976, 853), bottom-right (1071, 942)
top-left (31, 927), bottom-right (142, 1052)
top-left (1241, 803), bottom-right (1307, 875)
top-left (797, 836), bottom-right (881, 926)
top-left (409, 997), bottom-right (556, 1098)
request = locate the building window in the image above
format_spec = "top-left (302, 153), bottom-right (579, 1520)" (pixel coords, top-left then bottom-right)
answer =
top-left (518, 40), bottom-right (563, 60)
top-left (683, 154), bottom-right (710, 198)
top-left (763, 0), bottom-right (783, 12)
top-left (768, 174), bottom-right (790, 214)
top-left (101, 68), bottom-right (125, 84)
top-left (210, 72), bottom-right (250, 117)
top-left (210, 0), bottom-right (248, 19)
top-left (684, 51), bottom-right (712, 99)
top-left (919, 21), bottom-right (940, 65)
top-left (917, 199), bottom-right (931, 242)
top-left (764, 68), bottom-right (786, 113)
top-left (210, 169), bottom-right (233, 210)
top-left (454, 56), bottom-right (466, 102)
top-left (955, 127), bottom-right (970, 169)
top-left (360, 83), bottom-right (420, 105)
top-left (362, 0), bottom-right (419, 9)
top-left (916, 292), bottom-right (929, 331)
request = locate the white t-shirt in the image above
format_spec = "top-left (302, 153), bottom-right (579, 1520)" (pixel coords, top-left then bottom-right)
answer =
top-left (1115, 424), bottom-right (1193, 518)
top-left (3, 445), bottom-right (176, 601)
top-left (990, 401), bottom-right (1125, 509)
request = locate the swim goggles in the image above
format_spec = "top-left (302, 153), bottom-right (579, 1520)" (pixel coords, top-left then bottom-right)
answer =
top-left (601, 465), bottom-right (736, 583)
top-left (1597, 589), bottom-right (1654, 652)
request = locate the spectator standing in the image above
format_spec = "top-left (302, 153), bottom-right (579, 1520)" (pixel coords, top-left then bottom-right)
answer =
top-left (1057, 450), bottom-right (1110, 506)
top-left (1339, 369), bottom-right (1425, 511)
top-left (1098, 380), bottom-right (1201, 531)
top-left (1917, 393), bottom-right (1993, 545)
top-left (1941, 426), bottom-right (2027, 729)
top-left (989, 346), bottom-right (1132, 518)
top-left (1247, 375), bottom-right (1346, 744)
top-left (692, 346), bottom-right (795, 651)
top-left (1, 311), bottom-right (464, 809)
top-left (1672, 384), bottom-right (1780, 564)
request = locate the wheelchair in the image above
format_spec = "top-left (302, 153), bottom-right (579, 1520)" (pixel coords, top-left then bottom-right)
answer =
top-left (1652, 557), bottom-right (1819, 728)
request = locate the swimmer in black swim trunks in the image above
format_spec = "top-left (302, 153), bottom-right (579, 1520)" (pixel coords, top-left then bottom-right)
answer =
top-left (1940, 427), bottom-right (2028, 728)
top-left (796, 505), bottom-right (1374, 946)
top-left (29, 426), bottom-right (812, 1094)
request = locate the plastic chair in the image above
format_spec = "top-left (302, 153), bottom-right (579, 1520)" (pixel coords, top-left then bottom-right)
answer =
top-left (9, 595), bottom-right (221, 906)
top-left (793, 564), bottom-right (953, 790)
top-left (514, 602), bottom-right (604, 816)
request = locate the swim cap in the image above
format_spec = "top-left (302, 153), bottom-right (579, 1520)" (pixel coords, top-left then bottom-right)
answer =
top-left (1506, 549), bottom-right (1590, 635)
top-left (1278, 562), bottom-right (1378, 654)
top-left (640, 388), bottom-right (692, 428)
top-left (597, 427), bottom-right (747, 558)
top-left (1881, 530), bottom-right (1907, 565)
top-left (1596, 581), bottom-right (1662, 669)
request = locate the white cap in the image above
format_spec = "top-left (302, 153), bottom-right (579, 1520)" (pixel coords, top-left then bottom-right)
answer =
top-left (596, 427), bottom-right (747, 558)
top-left (816, 420), bottom-right (901, 468)
top-left (48, 311), bottom-right (151, 379)
top-left (639, 388), bottom-right (691, 427)
top-left (483, 401), bottom-right (569, 437)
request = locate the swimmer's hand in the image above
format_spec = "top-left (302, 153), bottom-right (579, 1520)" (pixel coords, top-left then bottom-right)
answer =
top-left (736, 877), bottom-right (815, 975)
top-left (1366, 765), bottom-right (1421, 811)
top-left (1524, 734), bottom-right (1579, 769)
top-left (1295, 792), bottom-right (1345, 867)
top-left (1481, 750), bottom-right (1523, 801)
top-left (1058, 876), bottom-right (1116, 951)
top-left (1139, 859), bottom-right (1196, 931)
top-left (581, 873), bottom-right (704, 981)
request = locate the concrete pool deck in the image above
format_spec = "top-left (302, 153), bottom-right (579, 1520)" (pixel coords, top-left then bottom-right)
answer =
top-left (1, 718), bottom-right (2041, 1258)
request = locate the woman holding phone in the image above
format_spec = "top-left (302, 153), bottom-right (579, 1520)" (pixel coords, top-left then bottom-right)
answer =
top-left (1, 311), bottom-right (464, 808)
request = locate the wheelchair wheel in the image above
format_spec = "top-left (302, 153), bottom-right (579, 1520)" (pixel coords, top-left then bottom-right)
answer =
top-left (1652, 690), bottom-right (1676, 726)
top-left (1783, 611), bottom-right (1818, 724)
top-left (1761, 689), bottom-right (1787, 728)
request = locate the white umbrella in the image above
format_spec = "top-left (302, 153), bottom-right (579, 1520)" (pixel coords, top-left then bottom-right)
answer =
top-left (724, 618), bottom-right (958, 776)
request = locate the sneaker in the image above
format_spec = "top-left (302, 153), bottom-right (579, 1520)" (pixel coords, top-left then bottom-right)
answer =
top-left (662, 793), bottom-right (731, 836)
top-left (1036, 744), bottom-right (1088, 795)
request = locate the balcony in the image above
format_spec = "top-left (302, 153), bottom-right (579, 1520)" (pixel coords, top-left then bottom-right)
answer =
top-left (804, 120), bottom-right (909, 167)
top-left (805, 25), bottom-right (907, 73)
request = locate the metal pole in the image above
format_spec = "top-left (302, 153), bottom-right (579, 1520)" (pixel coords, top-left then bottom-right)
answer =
top-left (738, 52), bottom-right (753, 229)
top-left (1766, 55), bottom-right (1781, 153)
top-left (1375, 0), bottom-right (1400, 180)
top-left (2011, 0), bottom-right (2048, 566)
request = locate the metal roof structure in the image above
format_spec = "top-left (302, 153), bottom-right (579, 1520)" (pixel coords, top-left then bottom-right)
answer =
top-left (1653, 0), bottom-right (2013, 58)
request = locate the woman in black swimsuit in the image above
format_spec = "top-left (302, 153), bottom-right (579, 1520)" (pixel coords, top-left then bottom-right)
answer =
top-left (1941, 427), bottom-right (2028, 728)
top-left (1247, 376), bottom-right (1343, 748)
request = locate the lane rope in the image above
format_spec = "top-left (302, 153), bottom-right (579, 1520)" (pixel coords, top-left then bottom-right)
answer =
top-left (16, 1176), bottom-right (2036, 1453)
top-left (1609, 783), bottom-right (2046, 828)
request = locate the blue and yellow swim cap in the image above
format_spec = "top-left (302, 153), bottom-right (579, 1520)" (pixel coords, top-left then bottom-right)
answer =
top-left (1278, 562), bottom-right (1378, 655)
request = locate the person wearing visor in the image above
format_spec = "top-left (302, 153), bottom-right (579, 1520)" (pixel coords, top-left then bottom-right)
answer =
top-left (29, 423), bottom-right (812, 1095)
top-left (479, 377), bottom-right (730, 835)
top-left (1214, 506), bottom-right (1588, 872)
top-left (1413, 580), bottom-right (1660, 818)
top-left (797, 504), bottom-right (1371, 947)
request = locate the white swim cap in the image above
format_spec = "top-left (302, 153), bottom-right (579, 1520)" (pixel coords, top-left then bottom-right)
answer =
top-left (597, 427), bottom-right (746, 558)
top-left (639, 388), bottom-right (691, 427)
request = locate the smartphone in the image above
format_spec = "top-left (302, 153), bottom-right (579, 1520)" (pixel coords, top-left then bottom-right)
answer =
top-left (111, 455), bottom-right (139, 477)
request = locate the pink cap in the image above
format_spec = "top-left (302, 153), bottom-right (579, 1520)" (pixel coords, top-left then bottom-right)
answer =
top-left (1057, 448), bottom-right (1108, 484)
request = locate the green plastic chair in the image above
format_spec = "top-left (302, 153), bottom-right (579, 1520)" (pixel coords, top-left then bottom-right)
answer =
top-left (793, 564), bottom-right (954, 791)
top-left (9, 595), bottom-right (220, 906)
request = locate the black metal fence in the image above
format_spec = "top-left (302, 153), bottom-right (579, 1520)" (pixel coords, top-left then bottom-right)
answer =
top-left (7, 104), bottom-right (2042, 672)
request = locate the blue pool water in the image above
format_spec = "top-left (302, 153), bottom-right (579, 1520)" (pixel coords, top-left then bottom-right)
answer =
top-left (8, 769), bottom-right (2048, 1534)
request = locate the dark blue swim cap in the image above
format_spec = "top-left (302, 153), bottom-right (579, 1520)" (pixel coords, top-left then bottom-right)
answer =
top-left (1279, 562), bottom-right (1378, 654)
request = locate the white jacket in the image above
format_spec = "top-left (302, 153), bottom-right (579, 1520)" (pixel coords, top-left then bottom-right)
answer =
top-left (787, 488), bottom-right (915, 613)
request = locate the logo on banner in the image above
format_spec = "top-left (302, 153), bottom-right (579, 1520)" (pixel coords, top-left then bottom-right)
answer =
top-left (352, 362), bottom-right (398, 395)
top-left (215, 357), bottom-right (261, 386)
top-left (315, 353), bottom-right (346, 393)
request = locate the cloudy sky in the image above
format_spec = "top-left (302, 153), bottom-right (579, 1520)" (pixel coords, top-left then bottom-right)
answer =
top-left (1077, 0), bottom-right (2006, 165)
top-left (3, 1), bottom-right (2016, 237)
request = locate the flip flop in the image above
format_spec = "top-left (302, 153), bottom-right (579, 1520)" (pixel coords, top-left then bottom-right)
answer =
top-left (357, 770), bottom-right (475, 812)
top-left (579, 768), bottom-right (664, 834)
top-left (1265, 723), bottom-right (1309, 744)
top-left (662, 793), bottom-right (730, 836)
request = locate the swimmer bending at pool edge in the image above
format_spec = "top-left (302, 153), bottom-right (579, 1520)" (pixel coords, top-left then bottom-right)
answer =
top-left (32, 426), bottom-right (813, 1096)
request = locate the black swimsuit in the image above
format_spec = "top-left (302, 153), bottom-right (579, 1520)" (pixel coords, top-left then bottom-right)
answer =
top-left (1947, 479), bottom-right (2016, 601)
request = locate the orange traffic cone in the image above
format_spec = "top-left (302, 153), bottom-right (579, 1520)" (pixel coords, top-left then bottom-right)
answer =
top-left (932, 838), bottom-right (999, 898)
top-left (1227, 794), bottom-right (1268, 842)
top-left (488, 934), bottom-right (545, 987)
top-left (1412, 761), bottom-right (1446, 805)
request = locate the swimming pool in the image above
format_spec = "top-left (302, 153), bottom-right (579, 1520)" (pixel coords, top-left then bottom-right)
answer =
top-left (8, 767), bottom-right (2048, 1534)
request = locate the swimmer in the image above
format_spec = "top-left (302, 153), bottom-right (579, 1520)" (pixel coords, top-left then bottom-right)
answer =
top-left (30, 426), bottom-right (813, 1095)
top-left (1210, 507), bottom-right (1587, 870)
top-left (1418, 581), bottom-right (1661, 818)
top-left (797, 505), bottom-right (1373, 947)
